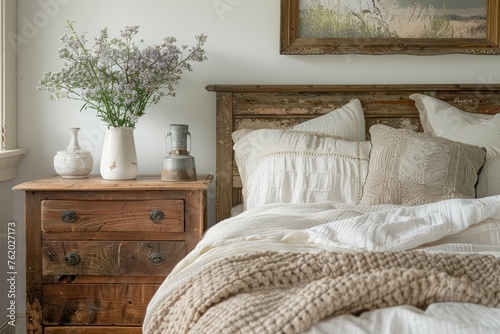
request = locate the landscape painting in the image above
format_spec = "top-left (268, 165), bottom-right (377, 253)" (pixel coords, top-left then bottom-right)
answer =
top-left (298, 0), bottom-right (487, 39)
top-left (280, 0), bottom-right (500, 55)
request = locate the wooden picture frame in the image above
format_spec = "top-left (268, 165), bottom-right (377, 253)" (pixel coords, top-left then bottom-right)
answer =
top-left (280, 0), bottom-right (500, 55)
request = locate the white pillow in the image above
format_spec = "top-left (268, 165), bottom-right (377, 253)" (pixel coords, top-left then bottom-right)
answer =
top-left (232, 99), bottom-right (366, 206)
top-left (410, 93), bottom-right (500, 197)
top-left (231, 99), bottom-right (366, 144)
top-left (291, 99), bottom-right (365, 141)
top-left (233, 129), bottom-right (371, 210)
top-left (477, 147), bottom-right (500, 197)
top-left (232, 129), bottom-right (254, 144)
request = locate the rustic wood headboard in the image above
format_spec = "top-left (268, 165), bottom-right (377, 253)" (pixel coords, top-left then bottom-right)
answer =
top-left (206, 84), bottom-right (500, 223)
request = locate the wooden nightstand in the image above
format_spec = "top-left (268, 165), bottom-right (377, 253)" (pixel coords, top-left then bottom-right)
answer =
top-left (14, 174), bottom-right (213, 334)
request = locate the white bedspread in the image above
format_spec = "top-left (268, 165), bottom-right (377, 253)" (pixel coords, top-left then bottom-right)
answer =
top-left (144, 195), bottom-right (500, 334)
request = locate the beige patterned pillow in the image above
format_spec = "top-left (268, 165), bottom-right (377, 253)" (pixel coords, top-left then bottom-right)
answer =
top-left (358, 125), bottom-right (486, 206)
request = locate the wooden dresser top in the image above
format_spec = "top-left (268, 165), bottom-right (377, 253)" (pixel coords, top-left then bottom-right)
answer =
top-left (13, 174), bottom-right (214, 192)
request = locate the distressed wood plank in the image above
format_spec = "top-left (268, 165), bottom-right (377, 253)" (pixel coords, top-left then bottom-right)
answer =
top-left (207, 84), bottom-right (500, 222)
top-left (42, 275), bottom-right (165, 285)
top-left (215, 92), bottom-right (234, 222)
top-left (25, 193), bottom-right (43, 333)
top-left (14, 175), bottom-right (213, 333)
top-left (233, 92), bottom-right (420, 116)
top-left (45, 327), bottom-right (141, 334)
top-left (13, 174), bottom-right (213, 192)
top-left (43, 284), bottom-right (158, 326)
top-left (42, 241), bottom-right (185, 276)
top-left (184, 190), bottom-right (207, 252)
top-left (42, 199), bottom-right (184, 233)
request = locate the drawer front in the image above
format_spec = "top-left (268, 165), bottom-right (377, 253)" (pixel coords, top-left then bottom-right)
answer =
top-left (44, 327), bottom-right (142, 334)
top-left (43, 283), bottom-right (158, 326)
top-left (42, 241), bottom-right (185, 276)
top-left (41, 199), bottom-right (184, 233)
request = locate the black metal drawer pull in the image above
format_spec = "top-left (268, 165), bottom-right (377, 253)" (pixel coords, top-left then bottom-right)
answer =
top-left (149, 253), bottom-right (164, 265)
top-left (61, 210), bottom-right (77, 223)
top-left (149, 209), bottom-right (165, 223)
top-left (64, 252), bottom-right (81, 266)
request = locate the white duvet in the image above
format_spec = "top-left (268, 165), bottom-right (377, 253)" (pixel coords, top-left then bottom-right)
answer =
top-left (144, 195), bottom-right (500, 334)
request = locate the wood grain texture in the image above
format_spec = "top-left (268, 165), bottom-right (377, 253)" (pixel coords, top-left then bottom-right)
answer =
top-left (25, 193), bottom-right (43, 334)
top-left (13, 174), bottom-right (213, 191)
top-left (215, 92), bottom-right (235, 223)
top-left (42, 241), bottom-right (185, 276)
top-left (206, 84), bottom-right (500, 222)
top-left (42, 275), bottom-right (166, 285)
top-left (43, 284), bottom-right (159, 325)
top-left (41, 199), bottom-right (184, 233)
top-left (184, 190), bottom-right (207, 252)
top-left (45, 327), bottom-right (141, 334)
top-left (14, 175), bottom-right (213, 333)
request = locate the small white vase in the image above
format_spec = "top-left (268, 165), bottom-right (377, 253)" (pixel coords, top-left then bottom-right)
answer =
top-left (54, 128), bottom-right (93, 178)
top-left (100, 126), bottom-right (138, 180)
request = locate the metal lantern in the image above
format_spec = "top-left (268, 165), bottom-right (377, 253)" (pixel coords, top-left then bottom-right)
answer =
top-left (161, 124), bottom-right (197, 181)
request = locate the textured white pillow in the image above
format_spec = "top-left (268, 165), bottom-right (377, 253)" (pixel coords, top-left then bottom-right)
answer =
top-left (232, 99), bottom-right (366, 144)
top-left (291, 99), bottom-right (365, 141)
top-left (410, 93), bottom-right (500, 197)
top-left (234, 129), bottom-right (371, 210)
top-left (232, 129), bottom-right (254, 144)
top-left (232, 99), bottom-right (367, 207)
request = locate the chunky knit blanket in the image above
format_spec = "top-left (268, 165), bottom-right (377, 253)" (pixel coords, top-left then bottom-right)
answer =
top-left (144, 251), bottom-right (500, 334)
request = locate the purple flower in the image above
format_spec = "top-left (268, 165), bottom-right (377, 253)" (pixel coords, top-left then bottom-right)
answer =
top-left (37, 20), bottom-right (207, 128)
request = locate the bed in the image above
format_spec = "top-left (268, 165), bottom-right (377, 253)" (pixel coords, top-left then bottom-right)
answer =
top-left (143, 84), bottom-right (500, 333)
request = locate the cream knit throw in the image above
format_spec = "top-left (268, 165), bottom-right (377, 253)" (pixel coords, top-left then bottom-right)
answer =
top-left (144, 251), bottom-right (500, 334)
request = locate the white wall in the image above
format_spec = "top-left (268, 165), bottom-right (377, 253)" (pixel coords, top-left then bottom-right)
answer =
top-left (2, 0), bottom-right (500, 332)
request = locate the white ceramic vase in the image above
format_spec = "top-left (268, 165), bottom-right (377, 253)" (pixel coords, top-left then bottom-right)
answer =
top-left (54, 128), bottom-right (93, 178)
top-left (100, 126), bottom-right (138, 180)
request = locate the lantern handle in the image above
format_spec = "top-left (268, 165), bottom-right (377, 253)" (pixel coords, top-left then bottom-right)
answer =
top-left (165, 132), bottom-right (172, 154)
top-left (165, 131), bottom-right (191, 154)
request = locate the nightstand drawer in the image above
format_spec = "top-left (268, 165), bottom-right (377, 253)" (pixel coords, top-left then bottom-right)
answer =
top-left (15, 175), bottom-right (213, 333)
top-left (42, 241), bottom-right (185, 276)
top-left (41, 199), bottom-right (184, 233)
top-left (43, 283), bottom-right (159, 326)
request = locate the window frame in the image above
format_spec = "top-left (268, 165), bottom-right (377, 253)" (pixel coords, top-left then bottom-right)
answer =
top-left (1, 0), bottom-right (27, 182)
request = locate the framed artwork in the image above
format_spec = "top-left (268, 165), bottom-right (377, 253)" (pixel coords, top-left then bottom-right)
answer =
top-left (280, 0), bottom-right (500, 55)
